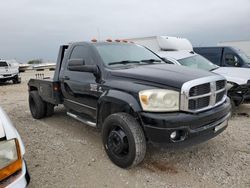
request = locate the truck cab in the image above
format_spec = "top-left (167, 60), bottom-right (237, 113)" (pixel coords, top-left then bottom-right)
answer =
top-left (28, 41), bottom-right (231, 168)
top-left (194, 47), bottom-right (250, 68)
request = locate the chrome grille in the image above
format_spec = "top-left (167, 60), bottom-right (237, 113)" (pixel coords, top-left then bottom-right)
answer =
top-left (181, 76), bottom-right (227, 113)
top-left (3, 74), bottom-right (12, 77)
top-left (216, 80), bottom-right (226, 90)
top-left (188, 96), bottom-right (210, 110)
top-left (189, 83), bottom-right (210, 97)
top-left (216, 90), bottom-right (226, 103)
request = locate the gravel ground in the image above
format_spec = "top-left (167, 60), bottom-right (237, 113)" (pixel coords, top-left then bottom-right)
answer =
top-left (0, 70), bottom-right (249, 188)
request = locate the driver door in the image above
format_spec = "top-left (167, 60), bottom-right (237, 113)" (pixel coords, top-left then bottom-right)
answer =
top-left (60, 45), bottom-right (99, 120)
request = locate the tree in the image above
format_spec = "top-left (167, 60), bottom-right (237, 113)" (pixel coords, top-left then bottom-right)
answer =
top-left (27, 59), bottom-right (43, 64)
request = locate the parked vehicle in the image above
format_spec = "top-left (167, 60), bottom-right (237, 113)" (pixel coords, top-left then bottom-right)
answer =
top-left (0, 60), bottom-right (21, 84)
top-left (0, 107), bottom-right (30, 187)
top-left (193, 47), bottom-right (250, 68)
top-left (28, 41), bottom-right (231, 168)
top-left (33, 62), bottom-right (56, 71)
top-left (217, 40), bottom-right (250, 58)
top-left (19, 64), bottom-right (30, 72)
top-left (129, 36), bottom-right (250, 106)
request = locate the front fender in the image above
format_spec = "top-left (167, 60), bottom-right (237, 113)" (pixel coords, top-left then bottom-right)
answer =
top-left (98, 90), bottom-right (142, 112)
top-left (96, 90), bottom-right (142, 128)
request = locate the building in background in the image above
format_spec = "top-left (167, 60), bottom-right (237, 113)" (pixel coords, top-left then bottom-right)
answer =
top-left (217, 40), bottom-right (250, 58)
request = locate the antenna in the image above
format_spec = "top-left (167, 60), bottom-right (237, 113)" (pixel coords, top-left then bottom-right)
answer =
top-left (97, 28), bottom-right (101, 41)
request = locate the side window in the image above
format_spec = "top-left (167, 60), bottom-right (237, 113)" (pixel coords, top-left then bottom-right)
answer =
top-left (201, 49), bottom-right (221, 66)
top-left (225, 54), bottom-right (240, 67)
top-left (69, 45), bottom-right (94, 66)
top-left (70, 46), bottom-right (85, 59)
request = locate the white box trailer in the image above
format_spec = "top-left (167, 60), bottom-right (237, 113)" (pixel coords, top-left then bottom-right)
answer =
top-left (128, 36), bottom-right (193, 52)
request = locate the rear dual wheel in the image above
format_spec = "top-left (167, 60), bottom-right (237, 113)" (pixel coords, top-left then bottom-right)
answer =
top-left (29, 91), bottom-right (54, 119)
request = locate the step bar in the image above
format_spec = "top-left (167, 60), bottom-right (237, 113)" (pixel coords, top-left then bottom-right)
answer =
top-left (67, 112), bottom-right (96, 127)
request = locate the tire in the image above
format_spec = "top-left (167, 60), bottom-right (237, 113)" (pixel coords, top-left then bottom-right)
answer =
top-left (45, 103), bottom-right (54, 117)
top-left (29, 91), bottom-right (46, 119)
top-left (12, 78), bottom-right (21, 84)
top-left (102, 113), bottom-right (146, 168)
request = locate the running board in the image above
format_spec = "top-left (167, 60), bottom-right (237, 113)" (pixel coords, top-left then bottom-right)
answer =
top-left (67, 112), bottom-right (96, 127)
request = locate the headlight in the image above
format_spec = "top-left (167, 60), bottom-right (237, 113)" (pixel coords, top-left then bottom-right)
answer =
top-left (139, 89), bottom-right (180, 112)
top-left (0, 139), bottom-right (22, 181)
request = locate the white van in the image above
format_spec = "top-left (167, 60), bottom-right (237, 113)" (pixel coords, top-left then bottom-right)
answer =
top-left (0, 60), bottom-right (21, 84)
top-left (129, 36), bottom-right (250, 106)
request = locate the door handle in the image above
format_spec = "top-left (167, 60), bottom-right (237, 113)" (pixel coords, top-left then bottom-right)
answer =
top-left (64, 76), bottom-right (70, 80)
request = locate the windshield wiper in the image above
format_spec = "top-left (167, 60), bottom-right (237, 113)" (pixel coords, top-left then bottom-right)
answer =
top-left (210, 67), bottom-right (219, 71)
top-left (108, 60), bottom-right (140, 66)
top-left (140, 59), bottom-right (162, 63)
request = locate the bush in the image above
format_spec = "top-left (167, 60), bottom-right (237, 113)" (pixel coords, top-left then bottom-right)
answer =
top-left (27, 59), bottom-right (43, 64)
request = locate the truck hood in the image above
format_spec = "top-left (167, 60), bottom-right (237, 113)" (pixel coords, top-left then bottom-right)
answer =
top-left (0, 107), bottom-right (25, 155)
top-left (110, 64), bottom-right (214, 89)
top-left (212, 67), bottom-right (250, 85)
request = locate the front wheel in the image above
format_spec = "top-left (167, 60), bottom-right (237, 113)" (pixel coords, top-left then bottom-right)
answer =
top-left (102, 113), bottom-right (146, 168)
top-left (12, 77), bottom-right (21, 84)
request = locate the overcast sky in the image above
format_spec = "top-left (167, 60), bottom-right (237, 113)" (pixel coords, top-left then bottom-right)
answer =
top-left (0, 0), bottom-right (250, 63)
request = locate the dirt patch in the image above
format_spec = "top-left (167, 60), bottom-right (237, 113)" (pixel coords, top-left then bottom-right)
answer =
top-left (143, 160), bottom-right (178, 174)
top-left (236, 112), bottom-right (249, 117)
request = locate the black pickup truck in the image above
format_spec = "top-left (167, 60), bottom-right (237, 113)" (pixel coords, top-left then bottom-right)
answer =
top-left (28, 41), bottom-right (231, 168)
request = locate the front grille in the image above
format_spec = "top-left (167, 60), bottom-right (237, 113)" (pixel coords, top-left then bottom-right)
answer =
top-left (216, 80), bottom-right (226, 90)
top-left (189, 83), bottom-right (210, 97)
top-left (3, 74), bottom-right (11, 77)
top-left (216, 90), bottom-right (226, 103)
top-left (189, 96), bottom-right (210, 110)
top-left (181, 76), bottom-right (227, 113)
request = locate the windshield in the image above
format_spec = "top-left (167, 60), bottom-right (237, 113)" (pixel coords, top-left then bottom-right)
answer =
top-left (0, 61), bottom-right (8, 67)
top-left (238, 53), bottom-right (250, 64)
top-left (95, 43), bottom-right (163, 68)
top-left (178, 55), bottom-right (219, 71)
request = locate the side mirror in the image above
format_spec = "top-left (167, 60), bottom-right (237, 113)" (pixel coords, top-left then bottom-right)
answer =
top-left (68, 59), bottom-right (85, 66)
top-left (68, 59), bottom-right (100, 77)
top-left (68, 64), bottom-right (99, 76)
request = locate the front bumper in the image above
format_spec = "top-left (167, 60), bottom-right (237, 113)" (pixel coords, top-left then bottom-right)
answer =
top-left (0, 74), bottom-right (20, 82)
top-left (139, 98), bottom-right (231, 147)
top-left (1, 160), bottom-right (30, 188)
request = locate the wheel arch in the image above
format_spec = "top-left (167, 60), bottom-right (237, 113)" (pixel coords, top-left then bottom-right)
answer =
top-left (97, 90), bottom-right (142, 129)
top-left (28, 84), bottom-right (38, 91)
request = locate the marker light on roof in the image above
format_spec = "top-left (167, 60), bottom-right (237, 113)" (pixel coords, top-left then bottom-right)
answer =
top-left (115, 39), bottom-right (121, 42)
top-left (106, 39), bottom-right (112, 42)
top-left (91, 39), bottom-right (97, 42)
top-left (122, 40), bottom-right (128, 43)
